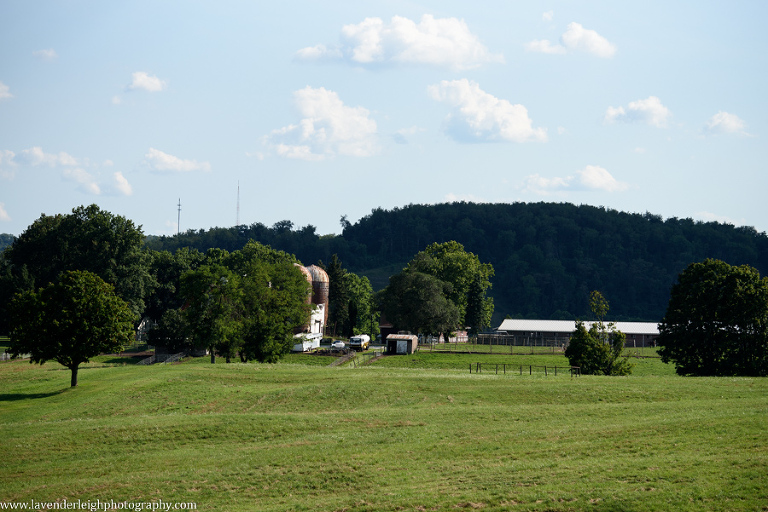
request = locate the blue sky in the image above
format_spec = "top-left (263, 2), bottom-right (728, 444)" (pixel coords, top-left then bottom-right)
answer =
top-left (1, 1), bottom-right (766, 237)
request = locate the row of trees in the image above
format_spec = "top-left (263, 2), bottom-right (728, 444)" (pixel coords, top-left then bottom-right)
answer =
top-left (143, 201), bottom-right (768, 323)
top-left (0, 206), bottom-right (328, 385)
top-left (567, 262), bottom-right (768, 378)
top-left (3, 205), bottom-right (766, 384)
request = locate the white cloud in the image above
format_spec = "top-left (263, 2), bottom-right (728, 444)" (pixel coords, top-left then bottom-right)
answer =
top-left (576, 165), bottom-right (629, 192)
top-left (294, 44), bottom-right (342, 61)
top-left (112, 95), bottom-right (122, 105)
top-left (266, 86), bottom-right (378, 161)
top-left (393, 126), bottom-right (426, 144)
top-left (428, 79), bottom-right (547, 143)
top-left (523, 165), bottom-right (628, 194)
top-left (704, 111), bottom-right (749, 136)
top-left (63, 168), bottom-right (101, 195)
top-left (524, 39), bottom-right (567, 55)
top-left (526, 22), bottom-right (616, 58)
top-left (144, 148), bottom-right (211, 172)
top-left (0, 81), bottom-right (12, 100)
top-left (0, 149), bottom-right (14, 164)
top-left (128, 72), bottom-right (166, 92)
top-left (18, 146), bottom-right (78, 167)
top-left (561, 22), bottom-right (616, 58)
top-left (605, 96), bottom-right (670, 127)
top-left (111, 172), bottom-right (133, 196)
top-left (0, 203), bottom-right (10, 222)
top-left (542, 10), bottom-right (554, 22)
top-left (33, 48), bottom-right (58, 60)
top-left (296, 15), bottom-right (504, 71)
top-left (695, 211), bottom-right (748, 227)
top-left (522, 174), bottom-right (573, 194)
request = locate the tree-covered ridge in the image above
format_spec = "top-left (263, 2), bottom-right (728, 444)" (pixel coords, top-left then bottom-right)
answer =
top-left (137, 202), bottom-right (768, 323)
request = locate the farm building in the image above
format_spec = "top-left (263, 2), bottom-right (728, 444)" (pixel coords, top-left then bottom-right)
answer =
top-left (292, 264), bottom-right (329, 352)
top-left (491, 319), bottom-right (659, 348)
top-left (386, 334), bottom-right (419, 355)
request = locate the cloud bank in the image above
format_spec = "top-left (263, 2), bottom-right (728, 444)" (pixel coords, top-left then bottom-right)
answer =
top-left (605, 96), bottom-right (670, 127)
top-left (0, 146), bottom-right (132, 196)
top-left (266, 86), bottom-right (378, 161)
top-left (526, 22), bottom-right (616, 58)
top-left (0, 81), bottom-right (12, 100)
top-left (128, 72), bottom-right (166, 92)
top-left (428, 79), bottom-right (547, 143)
top-left (704, 111), bottom-right (749, 136)
top-left (145, 148), bottom-right (211, 172)
top-left (296, 14), bottom-right (504, 71)
top-left (523, 165), bottom-right (628, 194)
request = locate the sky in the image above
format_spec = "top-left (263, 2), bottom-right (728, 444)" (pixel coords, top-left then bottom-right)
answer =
top-left (1, 1), bottom-right (767, 238)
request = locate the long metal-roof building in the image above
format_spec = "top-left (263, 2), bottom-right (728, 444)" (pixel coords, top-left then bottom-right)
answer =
top-left (495, 319), bottom-right (659, 347)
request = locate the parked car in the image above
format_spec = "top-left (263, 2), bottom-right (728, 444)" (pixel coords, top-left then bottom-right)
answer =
top-left (331, 340), bottom-right (346, 350)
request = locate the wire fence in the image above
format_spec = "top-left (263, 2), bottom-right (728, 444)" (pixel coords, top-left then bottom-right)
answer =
top-left (469, 361), bottom-right (580, 377)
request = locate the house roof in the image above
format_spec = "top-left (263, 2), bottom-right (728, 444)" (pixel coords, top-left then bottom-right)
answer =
top-left (496, 319), bottom-right (659, 336)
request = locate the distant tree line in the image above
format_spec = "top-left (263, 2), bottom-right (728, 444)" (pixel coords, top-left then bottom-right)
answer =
top-left (3, 204), bottom-right (766, 383)
top-left (142, 202), bottom-right (768, 323)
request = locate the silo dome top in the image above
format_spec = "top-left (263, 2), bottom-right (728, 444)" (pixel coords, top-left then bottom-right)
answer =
top-left (306, 265), bottom-right (329, 283)
top-left (294, 263), bottom-right (313, 283)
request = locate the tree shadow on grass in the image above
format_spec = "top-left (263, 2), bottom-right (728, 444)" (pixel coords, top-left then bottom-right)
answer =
top-left (0, 389), bottom-right (68, 401)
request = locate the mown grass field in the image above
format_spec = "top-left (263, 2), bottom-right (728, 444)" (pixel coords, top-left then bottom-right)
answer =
top-left (0, 349), bottom-right (765, 511)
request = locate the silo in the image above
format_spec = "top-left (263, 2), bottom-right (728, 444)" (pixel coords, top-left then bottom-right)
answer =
top-left (306, 265), bottom-right (330, 326)
top-left (293, 263), bottom-right (313, 333)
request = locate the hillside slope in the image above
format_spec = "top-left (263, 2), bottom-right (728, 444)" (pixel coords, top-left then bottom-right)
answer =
top-left (143, 202), bottom-right (768, 324)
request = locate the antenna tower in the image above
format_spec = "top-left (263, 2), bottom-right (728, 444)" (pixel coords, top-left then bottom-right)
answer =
top-left (236, 181), bottom-right (240, 227)
top-left (177, 198), bottom-right (181, 235)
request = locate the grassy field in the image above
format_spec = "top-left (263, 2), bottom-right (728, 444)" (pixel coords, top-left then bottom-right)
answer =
top-left (0, 351), bottom-right (765, 511)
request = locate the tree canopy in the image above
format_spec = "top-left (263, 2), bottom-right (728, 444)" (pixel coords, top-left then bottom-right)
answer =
top-left (8, 270), bottom-right (135, 387)
top-left (178, 242), bottom-right (312, 364)
top-left (140, 202), bottom-right (768, 323)
top-left (657, 259), bottom-right (768, 376)
top-left (0, 204), bottom-right (151, 333)
top-left (379, 271), bottom-right (460, 336)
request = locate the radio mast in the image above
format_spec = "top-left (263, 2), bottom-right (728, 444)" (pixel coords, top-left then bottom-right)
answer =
top-left (236, 182), bottom-right (240, 227)
top-left (177, 198), bottom-right (181, 235)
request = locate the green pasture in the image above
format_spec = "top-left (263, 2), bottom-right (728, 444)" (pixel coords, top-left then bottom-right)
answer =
top-left (0, 351), bottom-right (765, 512)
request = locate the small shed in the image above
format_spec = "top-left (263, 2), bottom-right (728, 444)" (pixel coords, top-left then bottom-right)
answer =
top-left (386, 334), bottom-right (419, 355)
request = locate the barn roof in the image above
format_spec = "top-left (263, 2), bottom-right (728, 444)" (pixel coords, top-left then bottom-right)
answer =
top-left (496, 319), bottom-right (659, 336)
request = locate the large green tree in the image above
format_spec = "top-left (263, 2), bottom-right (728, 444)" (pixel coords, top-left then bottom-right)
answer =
top-left (0, 205), bottom-right (152, 333)
top-left (658, 259), bottom-right (768, 376)
top-left (237, 257), bottom-right (312, 363)
top-left (8, 270), bottom-right (135, 387)
top-left (379, 271), bottom-right (460, 336)
top-left (178, 242), bottom-right (312, 364)
top-left (180, 263), bottom-right (243, 363)
top-left (405, 241), bottom-right (494, 330)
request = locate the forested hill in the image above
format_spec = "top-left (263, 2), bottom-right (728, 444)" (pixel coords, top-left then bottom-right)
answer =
top-left (144, 202), bottom-right (768, 324)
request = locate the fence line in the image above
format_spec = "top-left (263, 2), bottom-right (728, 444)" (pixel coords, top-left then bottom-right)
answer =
top-left (469, 362), bottom-right (580, 377)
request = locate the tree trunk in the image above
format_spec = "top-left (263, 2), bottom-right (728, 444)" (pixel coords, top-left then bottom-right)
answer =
top-left (210, 351), bottom-right (216, 364)
top-left (70, 365), bottom-right (79, 387)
